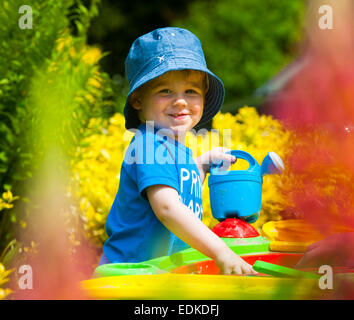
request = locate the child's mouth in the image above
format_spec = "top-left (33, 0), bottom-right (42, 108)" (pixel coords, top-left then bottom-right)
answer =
top-left (170, 113), bottom-right (189, 120)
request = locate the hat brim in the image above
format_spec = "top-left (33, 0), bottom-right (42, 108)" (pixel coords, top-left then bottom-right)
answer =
top-left (124, 59), bottom-right (224, 130)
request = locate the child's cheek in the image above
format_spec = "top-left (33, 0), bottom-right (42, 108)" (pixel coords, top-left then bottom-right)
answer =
top-left (191, 100), bottom-right (204, 115)
top-left (152, 96), bottom-right (168, 108)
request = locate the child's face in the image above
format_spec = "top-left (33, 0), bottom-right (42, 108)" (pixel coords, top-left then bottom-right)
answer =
top-left (131, 70), bottom-right (205, 137)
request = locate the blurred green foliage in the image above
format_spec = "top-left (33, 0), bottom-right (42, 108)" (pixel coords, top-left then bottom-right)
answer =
top-left (87, 0), bottom-right (193, 76)
top-left (0, 0), bottom-right (70, 256)
top-left (0, 0), bottom-right (117, 261)
top-left (174, 0), bottom-right (305, 112)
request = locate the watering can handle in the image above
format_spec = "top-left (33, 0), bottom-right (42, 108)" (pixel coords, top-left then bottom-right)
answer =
top-left (210, 150), bottom-right (258, 175)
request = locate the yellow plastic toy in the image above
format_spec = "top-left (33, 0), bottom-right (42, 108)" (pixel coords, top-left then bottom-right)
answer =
top-left (262, 219), bottom-right (323, 242)
top-left (269, 241), bottom-right (313, 253)
top-left (263, 219), bottom-right (354, 253)
top-left (263, 219), bottom-right (354, 242)
top-left (80, 273), bottom-right (319, 300)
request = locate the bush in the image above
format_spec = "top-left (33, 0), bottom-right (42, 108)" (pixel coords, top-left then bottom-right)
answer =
top-left (0, 0), bottom-right (117, 265)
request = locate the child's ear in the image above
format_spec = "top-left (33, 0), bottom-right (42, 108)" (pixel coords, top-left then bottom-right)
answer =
top-left (130, 93), bottom-right (142, 110)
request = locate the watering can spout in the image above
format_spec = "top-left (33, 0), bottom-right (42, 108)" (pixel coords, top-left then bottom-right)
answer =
top-left (260, 152), bottom-right (285, 178)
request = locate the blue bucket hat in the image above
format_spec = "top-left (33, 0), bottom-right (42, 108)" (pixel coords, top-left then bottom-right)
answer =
top-left (124, 27), bottom-right (225, 130)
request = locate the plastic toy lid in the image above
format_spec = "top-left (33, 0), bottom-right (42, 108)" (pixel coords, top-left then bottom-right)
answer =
top-left (252, 260), bottom-right (320, 279)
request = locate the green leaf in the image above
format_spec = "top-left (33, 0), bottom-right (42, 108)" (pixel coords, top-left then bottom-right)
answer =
top-left (0, 152), bottom-right (8, 162)
top-left (3, 184), bottom-right (12, 191)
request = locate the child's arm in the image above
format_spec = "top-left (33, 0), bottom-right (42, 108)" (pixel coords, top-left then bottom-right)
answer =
top-left (146, 184), bottom-right (256, 275)
top-left (194, 147), bottom-right (236, 183)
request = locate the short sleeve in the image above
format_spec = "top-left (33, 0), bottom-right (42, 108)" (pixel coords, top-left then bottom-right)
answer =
top-left (124, 129), bottom-right (180, 199)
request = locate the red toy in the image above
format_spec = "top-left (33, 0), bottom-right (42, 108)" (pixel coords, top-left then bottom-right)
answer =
top-left (211, 218), bottom-right (259, 238)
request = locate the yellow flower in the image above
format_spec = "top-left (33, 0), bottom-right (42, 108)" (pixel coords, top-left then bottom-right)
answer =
top-left (56, 35), bottom-right (72, 52)
top-left (2, 190), bottom-right (13, 201)
top-left (19, 220), bottom-right (27, 229)
top-left (82, 47), bottom-right (102, 65)
top-left (0, 190), bottom-right (19, 211)
top-left (88, 76), bottom-right (102, 89)
top-left (0, 263), bottom-right (13, 300)
top-left (69, 47), bottom-right (76, 59)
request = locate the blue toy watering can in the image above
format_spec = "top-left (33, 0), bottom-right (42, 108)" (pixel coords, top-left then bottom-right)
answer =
top-left (208, 150), bottom-right (284, 223)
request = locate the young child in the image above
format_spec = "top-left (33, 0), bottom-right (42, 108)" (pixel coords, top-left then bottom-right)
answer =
top-left (101, 27), bottom-right (256, 275)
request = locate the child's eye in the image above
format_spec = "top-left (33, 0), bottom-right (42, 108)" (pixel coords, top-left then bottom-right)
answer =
top-left (186, 89), bottom-right (200, 95)
top-left (158, 89), bottom-right (172, 94)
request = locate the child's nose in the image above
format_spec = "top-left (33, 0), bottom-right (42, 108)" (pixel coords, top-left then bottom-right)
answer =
top-left (173, 95), bottom-right (187, 108)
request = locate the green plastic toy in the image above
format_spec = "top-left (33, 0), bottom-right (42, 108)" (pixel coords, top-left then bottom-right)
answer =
top-left (93, 263), bottom-right (166, 278)
top-left (253, 260), bottom-right (320, 279)
top-left (93, 236), bottom-right (270, 277)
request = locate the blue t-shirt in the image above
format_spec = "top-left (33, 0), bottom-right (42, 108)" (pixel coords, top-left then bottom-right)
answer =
top-left (103, 124), bottom-right (203, 263)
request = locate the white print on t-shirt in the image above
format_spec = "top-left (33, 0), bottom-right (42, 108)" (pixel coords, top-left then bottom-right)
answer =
top-left (180, 168), bottom-right (202, 198)
top-left (180, 168), bottom-right (203, 216)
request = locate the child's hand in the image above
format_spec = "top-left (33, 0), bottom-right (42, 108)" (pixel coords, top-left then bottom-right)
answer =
top-left (196, 147), bottom-right (237, 183)
top-left (215, 249), bottom-right (257, 275)
top-left (202, 147), bottom-right (236, 172)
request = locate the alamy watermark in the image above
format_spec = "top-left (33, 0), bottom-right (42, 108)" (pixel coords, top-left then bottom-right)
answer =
top-left (123, 121), bottom-right (232, 169)
top-left (15, 263), bottom-right (334, 291)
top-left (318, 264), bottom-right (333, 290)
top-left (17, 4), bottom-right (334, 31)
top-left (318, 5), bottom-right (333, 30)
top-left (18, 5), bottom-right (33, 29)
top-left (18, 264), bottom-right (33, 290)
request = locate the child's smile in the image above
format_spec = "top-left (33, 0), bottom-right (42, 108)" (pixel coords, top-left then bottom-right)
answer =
top-left (132, 70), bottom-right (205, 138)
